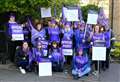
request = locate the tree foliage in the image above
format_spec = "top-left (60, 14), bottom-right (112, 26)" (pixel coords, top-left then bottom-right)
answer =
top-left (0, 0), bottom-right (79, 19)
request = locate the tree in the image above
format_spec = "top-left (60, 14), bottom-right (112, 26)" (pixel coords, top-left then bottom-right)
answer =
top-left (0, 0), bottom-right (79, 20)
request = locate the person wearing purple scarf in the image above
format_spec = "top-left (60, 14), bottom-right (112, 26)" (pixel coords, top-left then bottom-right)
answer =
top-left (72, 48), bottom-right (91, 79)
top-left (31, 21), bottom-right (46, 47)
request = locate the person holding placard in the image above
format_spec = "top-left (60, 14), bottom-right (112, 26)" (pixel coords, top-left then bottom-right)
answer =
top-left (6, 14), bottom-right (23, 62)
top-left (90, 24), bottom-right (106, 73)
top-left (32, 41), bottom-right (50, 72)
top-left (72, 48), bottom-right (91, 79)
top-left (49, 41), bottom-right (65, 72)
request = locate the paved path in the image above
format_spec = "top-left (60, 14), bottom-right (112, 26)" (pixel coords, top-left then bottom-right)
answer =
top-left (0, 63), bottom-right (120, 82)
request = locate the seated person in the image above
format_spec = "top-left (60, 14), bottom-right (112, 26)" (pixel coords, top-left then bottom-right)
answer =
top-left (49, 41), bottom-right (65, 72)
top-left (72, 48), bottom-right (91, 79)
top-left (33, 41), bottom-right (49, 63)
top-left (32, 41), bottom-right (50, 72)
top-left (15, 41), bottom-right (33, 74)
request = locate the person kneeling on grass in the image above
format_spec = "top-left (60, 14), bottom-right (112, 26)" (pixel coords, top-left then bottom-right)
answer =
top-left (72, 48), bottom-right (91, 79)
top-left (15, 41), bottom-right (33, 74)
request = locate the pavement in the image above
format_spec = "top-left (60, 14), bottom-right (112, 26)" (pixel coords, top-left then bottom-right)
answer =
top-left (0, 63), bottom-right (120, 82)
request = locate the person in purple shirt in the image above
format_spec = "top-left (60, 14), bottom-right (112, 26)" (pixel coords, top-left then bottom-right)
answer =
top-left (48, 20), bottom-right (60, 44)
top-left (49, 41), bottom-right (65, 72)
top-left (90, 24), bottom-right (106, 73)
top-left (7, 14), bottom-right (22, 62)
top-left (31, 21), bottom-right (46, 47)
top-left (15, 41), bottom-right (33, 73)
top-left (62, 22), bottom-right (73, 41)
top-left (101, 26), bottom-right (115, 70)
top-left (72, 48), bottom-right (91, 79)
top-left (73, 21), bottom-right (90, 54)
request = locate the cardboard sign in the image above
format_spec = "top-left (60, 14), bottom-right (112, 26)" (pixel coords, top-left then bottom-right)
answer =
top-left (39, 62), bottom-right (52, 76)
top-left (11, 25), bottom-right (24, 41)
top-left (63, 7), bottom-right (79, 21)
top-left (92, 47), bottom-right (106, 61)
top-left (87, 14), bottom-right (98, 24)
top-left (41, 7), bottom-right (52, 18)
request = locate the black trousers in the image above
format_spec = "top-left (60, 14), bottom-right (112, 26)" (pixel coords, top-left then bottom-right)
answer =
top-left (102, 48), bottom-right (110, 69)
top-left (8, 41), bottom-right (22, 62)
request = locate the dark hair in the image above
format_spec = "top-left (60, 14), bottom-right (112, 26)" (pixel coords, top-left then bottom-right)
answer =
top-left (100, 25), bottom-right (106, 32)
top-left (93, 24), bottom-right (101, 33)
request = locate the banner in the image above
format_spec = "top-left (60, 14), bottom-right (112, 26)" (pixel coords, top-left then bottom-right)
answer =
top-left (41, 7), bottom-right (52, 18)
top-left (92, 47), bottom-right (106, 61)
top-left (11, 25), bottom-right (24, 41)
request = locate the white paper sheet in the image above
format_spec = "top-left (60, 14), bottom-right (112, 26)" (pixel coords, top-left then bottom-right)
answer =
top-left (39, 62), bottom-right (52, 76)
top-left (92, 47), bottom-right (106, 61)
top-left (41, 7), bottom-right (52, 18)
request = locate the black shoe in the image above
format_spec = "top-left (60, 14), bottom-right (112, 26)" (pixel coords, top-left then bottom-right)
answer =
top-left (73, 75), bottom-right (79, 80)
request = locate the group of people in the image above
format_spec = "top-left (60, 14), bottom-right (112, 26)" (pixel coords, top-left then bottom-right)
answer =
top-left (6, 14), bottom-right (115, 79)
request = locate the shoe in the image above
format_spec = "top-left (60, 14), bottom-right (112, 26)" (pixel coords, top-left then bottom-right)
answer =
top-left (73, 75), bottom-right (79, 80)
top-left (19, 67), bottom-right (26, 74)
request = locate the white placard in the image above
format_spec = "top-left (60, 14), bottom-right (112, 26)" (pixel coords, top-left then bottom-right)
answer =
top-left (63, 7), bottom-right (79, 21)
top-left (12, 34), bottom-right (24, 41)
top-left (41, 7), bottom-right (52, 18)
top-left (62, 49), bottom-right (73, 56)
top-left (87, 14), bottom-right (98, 24)
top-left (39, 62), bottom-right (52, 76)
top-left (66, 9), bottom-right (79, 21)
top-left (92, 47), bottom-right (106, 61)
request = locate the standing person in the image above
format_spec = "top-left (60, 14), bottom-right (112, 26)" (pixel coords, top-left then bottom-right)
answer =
top-left (74, 21), bottom-right (90, 54)
top-left (90, 24), bottom-right (106, 73)
top-left (72, 48), bottom-right (91, 79)
top-left (104, 26), bottom-right (115, 70)
top-left (15, 41), bottom-right (33, 74)
top-left (62, 22), bottom-right (73, 41)
top-left (6, 14), bottom-right (22, 62)
top-left (48, 20), bottom-right (61, 44)
top-left (31, 21), bottom-right (46, 47)
top-left (61, 22), bottom-right (73, 65)
top-left (21, 21), bottom-right (31, 45)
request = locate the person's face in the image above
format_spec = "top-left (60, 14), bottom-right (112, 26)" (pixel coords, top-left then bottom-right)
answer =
top-left (53, 43), bottom-right (57, 48)
top-left (78, 50), bottom-right (83, 56)
top-left (48, 21), bottom-right (51, 27)
top-left (9, 16), bottom-right (15, 22)
top-left (65, 24), bottom-right (70, 28)
top-left (95, 25), bottom-right (100, 33)
top-left (37, 43), bottom-right (42, 49)
top-left (51, 23), bottom-right (56, 28)
top-left (23, 42), bottom-right (28, 49)
top-left (37, 24), bottom-right (42, 30)
top-left (101, 27), bottom-right (104, 32)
